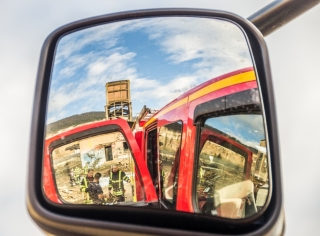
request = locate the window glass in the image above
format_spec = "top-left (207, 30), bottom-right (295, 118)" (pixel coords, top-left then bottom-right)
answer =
top-left (199, 140), bottom-right (246, 191)
top-left (146, 129), bottom-right (158, 193)
top-left (196, 114), bottom-right (269, 218)
top-left (158, 121), bottom-right (182, 208)
top-left (51, 131), bottom-right (144, 204)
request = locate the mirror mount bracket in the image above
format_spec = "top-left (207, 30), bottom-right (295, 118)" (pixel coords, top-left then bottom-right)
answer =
top-left (248, 0), bottom-right (320, 36)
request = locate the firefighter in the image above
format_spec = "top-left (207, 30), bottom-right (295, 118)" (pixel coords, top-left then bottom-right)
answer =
top-left (108, 164), bottom-right (130, 202)
top-left (73, 166), bottom-right (82, 185)
top-left (85, 172), bottom-right (105, 205)
top-left (80, 168), bottom-right (94, 203)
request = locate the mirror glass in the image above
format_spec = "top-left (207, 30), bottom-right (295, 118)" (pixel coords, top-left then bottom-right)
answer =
top-left (45, 16), bottom-right (269, 219)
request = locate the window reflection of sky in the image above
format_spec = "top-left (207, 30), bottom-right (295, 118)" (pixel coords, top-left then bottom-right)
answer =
top-left (205, 115), bottom-right (265, 148)
top-left (48, 17), bottom-right (253, 124)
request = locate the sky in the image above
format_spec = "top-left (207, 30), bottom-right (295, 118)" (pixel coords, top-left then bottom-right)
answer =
top-left (1, 0), bottom-right (320, 235)
top-left (206, 114), bottom-right (265, 148)
top-left (48, 17), bottom-right (252, 123)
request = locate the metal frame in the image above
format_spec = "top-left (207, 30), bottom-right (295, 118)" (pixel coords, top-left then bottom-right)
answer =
top-left (248, 0), bottom-right (320, 36)
top-left (27, 9), bottom-right (283, 236)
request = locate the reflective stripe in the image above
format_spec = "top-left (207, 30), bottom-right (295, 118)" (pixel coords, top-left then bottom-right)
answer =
top-left (110, 171), bottom-right (124, 189)
top-left (113, 189), bottom-right (124, 195)
top-left (111, 171), bottom-right (123, 195)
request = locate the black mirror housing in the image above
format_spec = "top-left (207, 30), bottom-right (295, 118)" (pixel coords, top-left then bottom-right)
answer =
top-left (27, 8), bottom-right (284, 236)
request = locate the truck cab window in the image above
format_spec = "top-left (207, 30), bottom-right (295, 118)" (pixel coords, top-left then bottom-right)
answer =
top-left (146, 129), bottom-right (158, 193)
top-left (195, 114), bottom-right (269, 218)
top-left (51, 131), bottom-right (144, 205)
top-left (158, 121), bottom-right (182, 209)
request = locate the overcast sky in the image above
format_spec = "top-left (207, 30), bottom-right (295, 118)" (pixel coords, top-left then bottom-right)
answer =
top-left (1, 0), bottom-right (320, 235)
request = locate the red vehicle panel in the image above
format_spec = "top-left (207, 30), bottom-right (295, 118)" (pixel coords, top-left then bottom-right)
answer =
top-left (43, 119), bottom-right (157, 204)
top-left (137, 67), bottom-right (260, 216)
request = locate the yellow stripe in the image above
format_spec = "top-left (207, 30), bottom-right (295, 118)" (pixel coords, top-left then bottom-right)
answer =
top-left (143, 117), bottom-right (156, 128)
top-left (189, 70), bottom-right (256, 102)
top-left (143, 70), bottom-right (256, 128)
top-left (156, 97), bottom-right (188, 119)
top-left (144, 97), bottom-right (188, 127)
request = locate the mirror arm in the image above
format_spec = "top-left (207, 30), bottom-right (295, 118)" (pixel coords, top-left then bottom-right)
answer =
top-left (248, 0), bottom-right (320, 36)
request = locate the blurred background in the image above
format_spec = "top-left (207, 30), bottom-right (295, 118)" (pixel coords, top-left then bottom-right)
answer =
top-left (0, 1), bottom-right (319, 235)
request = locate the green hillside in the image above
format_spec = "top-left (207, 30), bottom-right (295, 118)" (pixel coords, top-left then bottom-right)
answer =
top-left (46, 111), bottom-right (105, 137)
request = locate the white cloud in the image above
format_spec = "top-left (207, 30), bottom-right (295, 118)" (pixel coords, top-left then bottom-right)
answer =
top-left (48, 16), bottom-right (255, 122)
top-left (54, 22), bottom-right (130, 64)
top-left (48, 50), bottom-right (143, 121)
top-left (58, 54), bottom-right (89, 78)
top-left (144, 18), bottom-right (252, 66)
top-left (87, 52), bottom-right (136, 77)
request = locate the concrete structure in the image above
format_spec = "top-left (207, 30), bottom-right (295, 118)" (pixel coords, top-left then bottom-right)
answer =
top-left (105, 80), bottom-right (132, 121)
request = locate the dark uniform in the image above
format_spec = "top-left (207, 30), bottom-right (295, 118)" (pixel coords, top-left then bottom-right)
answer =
top-left (86, 182), bottom-right (104, 205)
top-left (80, 175), bottom-right (94, 192)
top-left (108, 170), bottom-right (130, 202)
top-left (74, 167), bottom-right (82, 185)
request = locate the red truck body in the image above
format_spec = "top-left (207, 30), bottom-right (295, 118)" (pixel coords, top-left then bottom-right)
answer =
top-left (135, 67), bottom-right (259, 215)
top-left (43, 67), bottom-right (261, 218)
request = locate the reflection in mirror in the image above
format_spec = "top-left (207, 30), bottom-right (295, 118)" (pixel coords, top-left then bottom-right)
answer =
top-left (51, 131), bottom-right (143, 205)
top-left (44, 15), bottom-right (270, 220)
top-left (46, 17), bottom-right (252, 132)
top-left (196, 115), bottom-right (268, 218)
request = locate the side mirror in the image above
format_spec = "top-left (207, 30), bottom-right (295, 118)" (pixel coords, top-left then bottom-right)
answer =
top-left (27, 9), bottom-right (283, 235)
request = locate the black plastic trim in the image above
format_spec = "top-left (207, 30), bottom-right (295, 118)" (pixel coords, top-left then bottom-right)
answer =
top-left (193, 89), bottom-right (261, 124)
top-left (49, 125), bottom-right (120, 150)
